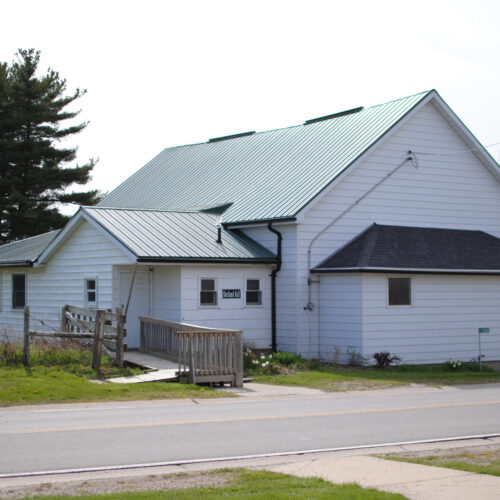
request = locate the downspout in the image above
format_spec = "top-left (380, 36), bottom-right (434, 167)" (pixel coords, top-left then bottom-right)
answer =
top-left (267, 223), bottom-right (282, 353)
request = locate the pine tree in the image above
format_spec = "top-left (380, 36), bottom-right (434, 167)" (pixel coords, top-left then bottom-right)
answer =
top-left (0, 49), bottom-right (100, 244)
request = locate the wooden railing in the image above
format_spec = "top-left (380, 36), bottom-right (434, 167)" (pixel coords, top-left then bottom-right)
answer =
top-left (61, 305), bottom-right (125, 368)
top-left (139, 316), bottom-right (243, 387)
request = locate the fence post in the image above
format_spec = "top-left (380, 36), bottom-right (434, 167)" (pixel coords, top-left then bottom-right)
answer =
top-left (23, 306), bottom-right (30, 367)
top-left (92, 309), bottom-right (106, 373)
top-left (115, 307), bottom-right (124, 368)
top-left (188, 332), bottom-right (196, 384)
top-left (234, 331), bottom-right (243, 387)
top-left (61, 305), bottom-right (68, 332)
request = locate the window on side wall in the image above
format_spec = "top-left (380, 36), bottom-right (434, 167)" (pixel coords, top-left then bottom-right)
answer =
top-left (200, 278), bottom-right (217, 306)
top-left (388, 277), bottom-right (411, 306)
top-left (85, 278), bottom-right (97, 307)
top-left (246, 278), bottom-right (262, 305)
top-left (12, 274), bottom-right (26, 309)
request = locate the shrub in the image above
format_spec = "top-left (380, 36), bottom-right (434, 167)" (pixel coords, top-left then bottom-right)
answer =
top-left (373, 351), bottom-right (402, 368)
top-left (448, 359), bottom-right (462, 370)
top-left (272, 351), bottom-right (305, 367)
top-left (345, 348), bottom-right (367, 367)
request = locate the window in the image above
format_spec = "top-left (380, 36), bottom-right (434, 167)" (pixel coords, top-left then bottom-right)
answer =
top-left (200, 278), bottom-right (217, 306)
top-left (246, 279), bottom-right (262, 305)
top-left (12, 274), bottom-right (26, 309)
top-left (388, 277), bottom-right (411, 306)
top-left (85, 278), bottom-right (97, 306)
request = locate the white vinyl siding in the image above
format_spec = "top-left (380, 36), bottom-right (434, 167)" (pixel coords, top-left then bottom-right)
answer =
top-left (180, 265), bottom-right (272, 348)
top-left (0, 220), bottom-right (133, 337)
top-left (318, 274), bottom-right (363, 361)
top-left (295, 100), bottom-right (500, 360)
top-left (242, 224), bottom-right (297, 352)
top-left (362, 274), bottom-right (500, 364)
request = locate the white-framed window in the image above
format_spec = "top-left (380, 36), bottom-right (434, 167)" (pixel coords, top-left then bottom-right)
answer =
top-left (200, 278), bottom-right (217, 306)
top-left (84, 278), bottom-right (97, 306)
top-left (12, 273), bottom-right (26, 309)
top-left (388, 277), bottom-right (411, 306)
top-left (246, 278), bottom-right (262, 305)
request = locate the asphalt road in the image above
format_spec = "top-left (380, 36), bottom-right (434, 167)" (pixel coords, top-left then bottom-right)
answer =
top-left (1, 384), bottom-right (500, 475)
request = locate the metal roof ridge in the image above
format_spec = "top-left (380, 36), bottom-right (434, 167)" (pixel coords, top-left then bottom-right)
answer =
top-left (84, 206), bottom-right (207, 214)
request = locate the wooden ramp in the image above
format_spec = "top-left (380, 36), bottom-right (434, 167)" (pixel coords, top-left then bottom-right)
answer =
top-left (106, 351), bottom-right (178, 384)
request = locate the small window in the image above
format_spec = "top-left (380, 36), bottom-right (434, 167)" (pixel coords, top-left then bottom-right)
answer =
top-left (246, 279), bottom-right (262, 305)
top-left (200, 278), bottom-right (217, 306)
top-left (85, 278), bottom-right (97, 306)
top-left (388, 277), bottom-right (411, 306)
top-left (12, 274), bottom-right (26, 309)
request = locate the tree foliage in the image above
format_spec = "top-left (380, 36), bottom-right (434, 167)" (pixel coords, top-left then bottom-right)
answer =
top-left (0, 49), bottom-right (101, 244)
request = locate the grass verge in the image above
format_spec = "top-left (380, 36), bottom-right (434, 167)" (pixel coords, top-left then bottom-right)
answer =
top-left (0, 366), bottom-right (229, 406)
top-left (382, 447), bottom-right (500, 477)
top-left (254, 364), bottom-right (500, 391)
top-left (249, 352), bottom-right (500, 391)
top-left (26, 469), bottom-right (406, 499)
top-left (0, 340), bottom-right (231, 406)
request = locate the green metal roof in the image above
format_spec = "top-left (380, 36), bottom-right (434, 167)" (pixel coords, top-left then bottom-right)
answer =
top-left (0, 230), bottom-right (60, 266)
top-left (100, 91), bottom-right (432, 224)
top-left (83, 207), bottom-right (276, 262)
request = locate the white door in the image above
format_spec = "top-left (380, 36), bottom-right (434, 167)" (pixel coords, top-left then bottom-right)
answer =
top-left (120, 271), bottom-right (150, 348)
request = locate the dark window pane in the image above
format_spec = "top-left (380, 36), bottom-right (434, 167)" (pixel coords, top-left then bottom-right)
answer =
top-left (12, 274), bottom-right (26, 309)
top-left (200, 291), bottom-right (217, 305)
top-left (201, 279), bottom-right (215, 291)
top-left (247, 279), bottom-right (260, 291)
top-left (246, 290), bottom-right (262, 305)
top-left (388, 278), bottom-right (411, 306)
top-left (87, 291), bottom-right (96, 302)
top-left (87, 280), bottom-right (96, 291)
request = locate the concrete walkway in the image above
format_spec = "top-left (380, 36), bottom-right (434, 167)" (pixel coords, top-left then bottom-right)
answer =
top-left (107, 351), bottom-right (178, 383)
top-left (268, 450), bottom-right (500, 499)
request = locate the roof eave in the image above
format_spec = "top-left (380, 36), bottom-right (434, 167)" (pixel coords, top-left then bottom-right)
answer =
top-left (312, 267), bottom-right (500, 275)
top-left (136, 257), bottom-right (277, 264)
top-left (0, 260), bottom-right (33, 268)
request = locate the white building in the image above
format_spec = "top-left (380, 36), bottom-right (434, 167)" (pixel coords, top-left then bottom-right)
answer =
top-left (2, 89), bottom-right (500, 363)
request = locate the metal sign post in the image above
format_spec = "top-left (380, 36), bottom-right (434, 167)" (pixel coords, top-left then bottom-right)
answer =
top-left (478, 327), bottom-right (490, 371)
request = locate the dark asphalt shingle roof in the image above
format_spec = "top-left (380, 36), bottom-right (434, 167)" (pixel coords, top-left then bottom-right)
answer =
top-left (312, 224), bottom-right (500, 273)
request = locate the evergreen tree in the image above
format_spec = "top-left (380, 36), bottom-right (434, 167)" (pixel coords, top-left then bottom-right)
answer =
top-left (0, 49), bottom-right (100, 244)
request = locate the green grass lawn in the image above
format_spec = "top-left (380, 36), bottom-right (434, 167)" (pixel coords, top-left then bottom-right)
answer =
top-left (253, 363), bottom-right (500, 391)
top-left (0, 342), bottom-right (231, 406)
top-left (382, 448), bottom-right (500, 477)
top-left (0, 365), bottom-right (229, 406)
top-left (30, 469), bottom-right (406, 499)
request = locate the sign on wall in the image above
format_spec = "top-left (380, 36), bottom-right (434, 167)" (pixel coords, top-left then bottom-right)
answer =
top-left (222, 289), bottom-right (241, 299)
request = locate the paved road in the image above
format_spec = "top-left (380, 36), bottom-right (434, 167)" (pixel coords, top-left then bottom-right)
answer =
top-left (1, 384), bottom-right (499, 475)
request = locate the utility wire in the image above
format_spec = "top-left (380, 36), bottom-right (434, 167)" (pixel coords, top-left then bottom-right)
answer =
top-left (415, 140), bottom-right (500, 157)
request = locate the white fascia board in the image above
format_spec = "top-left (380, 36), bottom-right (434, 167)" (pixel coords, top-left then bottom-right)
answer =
top-left (79, 210), bottom-right (137, 262)
top-left (35, 208), bottom-right (137, 266)
top-left (312, 267), bottom-right (500, 274)
top-left (35, 209), bottom-right (85, 266)
top-left (295, 91), bottom-right (437, 223)
top-left (429, 94), bottom-right (500, 181)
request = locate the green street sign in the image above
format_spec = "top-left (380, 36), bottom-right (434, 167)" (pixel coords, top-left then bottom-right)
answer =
top-left (478, 327), bottom-right (490, 334)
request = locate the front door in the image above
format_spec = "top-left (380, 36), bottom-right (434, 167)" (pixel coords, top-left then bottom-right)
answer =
top-left (120, 271), bottom-right (150, 348)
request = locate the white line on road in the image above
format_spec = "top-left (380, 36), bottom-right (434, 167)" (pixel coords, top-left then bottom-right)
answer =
top-left (1, 433), bottom-right (499, 479)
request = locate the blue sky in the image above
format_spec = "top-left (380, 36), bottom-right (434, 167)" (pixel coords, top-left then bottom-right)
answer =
top-left (1, 0), bottom-right (499, 203)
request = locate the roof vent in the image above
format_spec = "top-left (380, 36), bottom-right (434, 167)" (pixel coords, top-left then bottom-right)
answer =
top-left (304, 107), bottom-right (364, 125)
top-left (208, 131), bottom-right (256, 143)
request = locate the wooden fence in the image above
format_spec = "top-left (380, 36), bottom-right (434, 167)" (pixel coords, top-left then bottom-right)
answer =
top-left (140, 316), bottom-right (243, 387)
top-left (23, 305), bottom-right (125, 372)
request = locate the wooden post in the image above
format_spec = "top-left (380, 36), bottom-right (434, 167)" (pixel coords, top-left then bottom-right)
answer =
top-left (188, 332), bottom-right (195, 384)
top-left (115, 307), bottom-right (124, 368)
top-left (234, 331), bottom-right (243, 387)
top-left (23, 306), bottom-right (30, 367)
top-left (92, 309), bottom-right (106, 373)
top-left (61, 305), bottom-right (68, 332)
